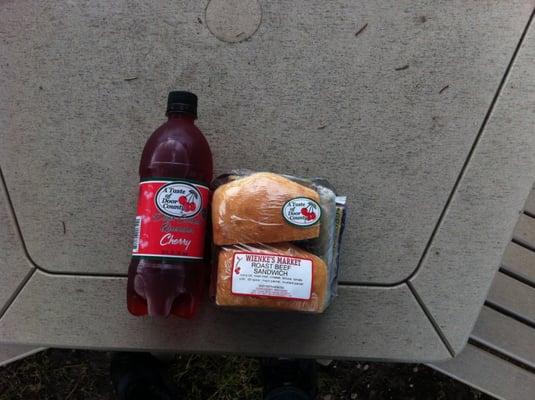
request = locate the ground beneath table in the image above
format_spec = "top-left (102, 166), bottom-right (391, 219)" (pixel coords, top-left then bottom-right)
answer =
top-left (0, 349), bottom-right (491, 400)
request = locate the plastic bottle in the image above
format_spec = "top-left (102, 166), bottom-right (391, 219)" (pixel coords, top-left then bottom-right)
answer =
top-left (127, 91), bottom-right (213, 318)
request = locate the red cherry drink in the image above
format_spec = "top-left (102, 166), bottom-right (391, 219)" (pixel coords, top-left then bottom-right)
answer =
top-left (127, 91), bottom-right (213, 318)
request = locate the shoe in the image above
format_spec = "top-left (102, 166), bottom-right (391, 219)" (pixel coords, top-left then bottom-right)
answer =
top-left (110, 352), bottom-right (174, 400)
top-left (264, 386), bottom-right (311, 400)
top-left (261, 358), bottom-right (317, 400)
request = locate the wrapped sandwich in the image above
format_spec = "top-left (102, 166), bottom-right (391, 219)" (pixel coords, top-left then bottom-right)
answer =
top-left (211, 171), bottom-right (346, 313)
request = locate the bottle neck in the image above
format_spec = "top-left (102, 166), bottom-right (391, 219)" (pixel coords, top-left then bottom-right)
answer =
top-left (166, 112), bottom-right (195, 122)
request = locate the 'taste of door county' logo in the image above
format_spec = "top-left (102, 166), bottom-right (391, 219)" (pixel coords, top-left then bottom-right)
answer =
top-left (282, 197), bottom-right (321, 227)
top-left (155, 182), bottom-right (202, 218)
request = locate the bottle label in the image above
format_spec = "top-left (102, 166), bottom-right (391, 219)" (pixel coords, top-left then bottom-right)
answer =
top-left (231, 252), bottom-right (312, 300)
top-left (132, 179), bottom-right (210, 260)
top-left (282, 197), bottom-right (321, 227)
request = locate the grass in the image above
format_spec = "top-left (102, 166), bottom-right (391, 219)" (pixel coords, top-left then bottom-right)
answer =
top-left (0, 350), bottom-right (113, 400)
top-left (170, 354), bottom-right (262, 400)
top-left (0, 349), bottom-right (492, 399)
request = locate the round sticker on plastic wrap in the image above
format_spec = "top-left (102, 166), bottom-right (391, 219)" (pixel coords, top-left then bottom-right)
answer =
top-left (155, 182), bottom-right (202, 218)
top-left (282, 197), bottom-right (321, 227)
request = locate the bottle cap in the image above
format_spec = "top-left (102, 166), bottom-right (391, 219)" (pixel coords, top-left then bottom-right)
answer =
top-left (166, 91), bottom-right (198, 118)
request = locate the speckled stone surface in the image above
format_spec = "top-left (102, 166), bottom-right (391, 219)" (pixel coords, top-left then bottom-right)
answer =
top-left (0, 272), bottom-right (449, 362)
top-left (411, 19), bottom-right (535, 352)
top-left (1, 0), bottom-right (534, 361)
top-left (0, 0), bottom-right (532, 284)
top-left (0, 174), bottom-right (33, 313)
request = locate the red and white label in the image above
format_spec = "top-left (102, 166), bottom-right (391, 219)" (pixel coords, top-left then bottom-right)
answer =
top-left (132, 179), bottom-right (210, 260)
top-left (231, 252), bottom-right (312, 300)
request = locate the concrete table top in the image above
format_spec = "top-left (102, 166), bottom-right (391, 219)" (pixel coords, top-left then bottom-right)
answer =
top-left (0, 0), bottom-right (534, 362)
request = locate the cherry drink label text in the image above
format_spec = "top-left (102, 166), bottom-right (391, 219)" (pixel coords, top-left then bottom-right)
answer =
top-left (132, 179), bottom-right (210, 260)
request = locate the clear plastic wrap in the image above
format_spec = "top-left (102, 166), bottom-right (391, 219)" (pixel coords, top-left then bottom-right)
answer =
top-left (211, 171), bottom-right (346, 313)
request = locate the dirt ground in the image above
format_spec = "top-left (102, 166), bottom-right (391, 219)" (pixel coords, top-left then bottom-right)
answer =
top-left (0, 349), bottom-right (492, 400)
